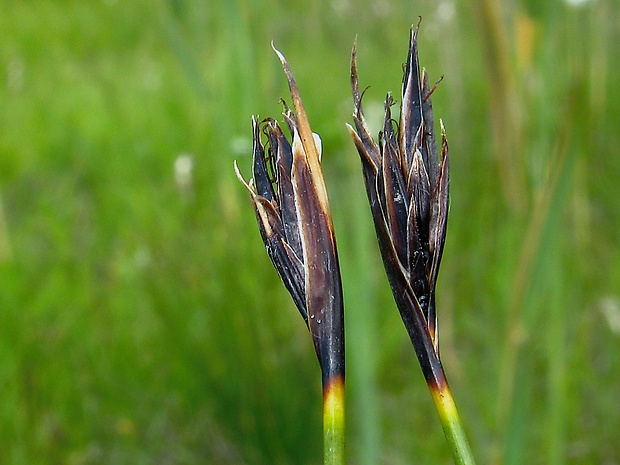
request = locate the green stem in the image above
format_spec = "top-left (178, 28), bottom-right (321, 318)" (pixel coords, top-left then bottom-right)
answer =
top-left (323, 375), bottom-right (345, 465)
top-left (428, 380), bottom-right (476, 465)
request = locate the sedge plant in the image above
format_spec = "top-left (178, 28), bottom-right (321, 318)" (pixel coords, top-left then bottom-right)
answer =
top-left (235, 45), bottom-right (345, 465)
top-left (346, 21), bottom-right (476, 465)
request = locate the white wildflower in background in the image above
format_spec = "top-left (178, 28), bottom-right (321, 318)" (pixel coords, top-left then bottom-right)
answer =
top-left (174, 153), bottom-right (194, 200)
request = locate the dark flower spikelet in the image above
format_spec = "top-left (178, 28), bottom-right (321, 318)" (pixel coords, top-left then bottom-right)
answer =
top-left (235, 46), bottom-right (344, 385)
top-left (347, 22), bottom-right (449, 372)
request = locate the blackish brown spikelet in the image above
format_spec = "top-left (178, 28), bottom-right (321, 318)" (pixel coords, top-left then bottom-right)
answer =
top-left (347, 20), bottom-right (449, 380)
top-left (235, 47), bottom-right (344, 386)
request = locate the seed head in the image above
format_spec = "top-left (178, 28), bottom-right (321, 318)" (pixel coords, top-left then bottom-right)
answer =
top-left (347, 21), bottom-right (449, 356)
top-left (235, 46), bottom-right (344, 383)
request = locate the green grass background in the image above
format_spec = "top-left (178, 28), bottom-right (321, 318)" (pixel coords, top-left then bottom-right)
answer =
top-left (1, 0), bottom-right (619, 463)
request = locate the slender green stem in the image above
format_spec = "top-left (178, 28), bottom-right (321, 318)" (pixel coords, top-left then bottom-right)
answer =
top-left (323, 375), bottom-right (345, 465)
top-left (428, 380), bottom-right (476, 465)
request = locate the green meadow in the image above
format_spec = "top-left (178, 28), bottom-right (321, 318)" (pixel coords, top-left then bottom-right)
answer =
top-left (1, 0), bottom-right (619, 463)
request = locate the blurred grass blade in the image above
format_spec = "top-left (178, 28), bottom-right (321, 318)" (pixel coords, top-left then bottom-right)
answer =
top-left (0, 190), bottom-right (12, 262)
